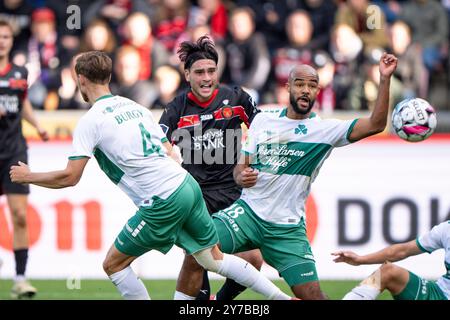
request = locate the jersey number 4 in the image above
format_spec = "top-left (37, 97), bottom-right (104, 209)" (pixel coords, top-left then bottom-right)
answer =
top-left (139, 122), bottom-right (164, 157)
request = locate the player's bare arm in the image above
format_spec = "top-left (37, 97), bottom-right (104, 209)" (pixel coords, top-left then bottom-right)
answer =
top-left (332, 240), bottom-right (422, 266)
top-left (348, 53), bottom-right (398, 142)
top-left (162, 141), bottom-right (182, 164)
top-left (21, 98), bottom-right (49, 141)
top-left (10, 158), bottom-right (89, 188)
top-left (233, 154), bottom-right (258, 188)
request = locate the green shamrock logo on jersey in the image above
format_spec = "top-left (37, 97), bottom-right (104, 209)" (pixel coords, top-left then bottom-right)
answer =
top-left (295, 124), bottom-right (308, 135)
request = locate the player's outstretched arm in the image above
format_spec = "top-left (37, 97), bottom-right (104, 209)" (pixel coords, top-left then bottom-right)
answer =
top-left (332, 240), bottom-right (421, 266)
top-left (22, 98), bottom-right (49, 141)
top-left (10, 158), bottom-right (89, 189)
top-left (348, 53), bottom-right (398, 142)
top-left (233, 154), bottom-right (258, 188)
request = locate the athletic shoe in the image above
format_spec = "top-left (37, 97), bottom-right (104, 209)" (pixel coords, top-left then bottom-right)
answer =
top-left (11, 280), bottom-right (37, 299)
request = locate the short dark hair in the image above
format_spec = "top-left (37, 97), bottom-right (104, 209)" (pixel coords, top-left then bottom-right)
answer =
top-left (177, 35), bottom-right (218, 70)
top-left (75, 51), bottom-right (112, 84)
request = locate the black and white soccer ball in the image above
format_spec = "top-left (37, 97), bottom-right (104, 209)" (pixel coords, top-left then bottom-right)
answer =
top-left (391, 98), bottom-right (437, 142)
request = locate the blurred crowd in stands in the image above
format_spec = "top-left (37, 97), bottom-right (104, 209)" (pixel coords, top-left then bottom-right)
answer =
top-left (1, 0), bottom-right (449, 113)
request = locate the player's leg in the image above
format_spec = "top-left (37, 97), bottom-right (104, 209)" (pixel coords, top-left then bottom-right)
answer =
top-left (291, 281), bottom-right (327, 300)
top-left (4, 152), bottom-right (37, 299)
top-left (102, 243), bottom-right (149, 300)
top-left (344, 262), bottom-right (447, 300)
top-left (193, 188), bottom-right (223, 300)
top-left (202, 187), bottom-right (264, 300)
top-left (175, 178), bottom-right (291, 300)
top-left (192, 245), bottom-right (291, 300)
top-left (214, 249), bottom-right (263, 300)
top-left (342, 262), bottom-right (406, 300)
top-left (7, 194), bottom-right (37, 299)
top-left (103, 208), bottom-right (166, 300)
top-left (175, 254), bottom-right (205, 299)
top-left (269, 252), bottom-right (327, 300)
top-left (390, 267), bottom-right (447, 300)
top-left (104, 195), bottom-right (190, 301)
top-left (258, 216), bottom-right (327, 300)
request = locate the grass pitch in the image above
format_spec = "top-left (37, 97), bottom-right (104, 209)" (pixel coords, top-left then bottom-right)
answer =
top-left (0, 279), bottom-right (392, 300)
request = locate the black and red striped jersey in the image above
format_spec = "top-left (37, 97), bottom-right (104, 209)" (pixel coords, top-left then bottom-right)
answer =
top-left (159, 85), bottom-right (259, 189)
top-left (0, 63), bottom-right (28, 160)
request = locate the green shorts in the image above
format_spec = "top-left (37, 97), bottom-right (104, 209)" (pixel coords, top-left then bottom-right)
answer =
top-left (115, 174), bottom-right (218, 256)
top-left (212, 199), bottom-right (318, 287)
top-left (394, 271), bottom-right (448, 300)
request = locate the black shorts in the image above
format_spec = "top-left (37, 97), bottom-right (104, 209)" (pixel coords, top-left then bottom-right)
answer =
top-left (0, 151), bottom-right (30, 196)
top-left (201, 185), bottom-right (242, 214)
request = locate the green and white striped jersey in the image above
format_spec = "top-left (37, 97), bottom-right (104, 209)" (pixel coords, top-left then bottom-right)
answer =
top-left (417, 220), bottom-right (450, 299)
top-left (241, 108), bottom-right (357, 225)
top-left (70, 95), bottom-right (187, 207)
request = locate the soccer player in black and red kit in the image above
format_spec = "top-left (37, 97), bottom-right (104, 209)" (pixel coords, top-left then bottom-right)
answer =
top-left (0, 20), bottom-right (48, 298)
top-left (159, 36), bottom-right (263, 300)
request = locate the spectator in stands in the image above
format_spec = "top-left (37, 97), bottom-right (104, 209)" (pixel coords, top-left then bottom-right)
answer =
top-left (0, 0), bottom-right (33, 59)
top-left (83, 0), bottom-right (133, 37)
top-left (154, 0), bottom-right (190, 52)
top-left (235, 0), bottom-right (291, 51)
top-left (313, 50), bottom-right (337, 115)
top-left (400, 0), bottom-right (448, 73)
top-left (372, 0), bottom-right (406, 23)
top-left (110, 45), bottom-right (158, 107)
top-left (265, 10), bottom-right (316, 103)
top-left (389, 20), bottom-right (428, 99)
top-left (121, 12), bottom-right (169, 81)
top-left (222, 7), bottom-right (270, 103)
top-left (300, 0), bottom-right (337, 52)
top-left (188, 0), bottom-right (228, 42)
top-left (335, 0), bottom-right (390, 53)
top-left (57, 54), bottom-right (91, 110)
top-left (150, 65), bottom-right (182, 109)
top-left (348, 48), bottom-right (403, 111)
top-left (79, 19), bottom-right (117, 58)
top-left (272, 10), bottom-right (316, 87)
top-left (330, 23), bottom-right (364, 110)
top-left (26, 8), bottom-right (68, 110)
top-left (46, 0), bottom-right (92, 59)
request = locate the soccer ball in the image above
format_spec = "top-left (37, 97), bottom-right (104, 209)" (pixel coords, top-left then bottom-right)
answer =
top-left (391, 98), bottom-right (437, 142)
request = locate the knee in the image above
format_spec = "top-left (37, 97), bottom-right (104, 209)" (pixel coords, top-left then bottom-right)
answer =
top-left (11, 209), bottom-right (27, 229)
top-left (103, 258), bottom-right (117, 276)
top-left (183, 254), bottom-right (205, 272)
top-left (193, 249), bottom-right (221, 273)
top-left (249, 252), bottom-right (263, 270)
top-left (292, 282), bottom-right (327, 300)
top-left (238, 251), bottom-right (263, 270)
top-left (379, 262), bottom-right (401, 284)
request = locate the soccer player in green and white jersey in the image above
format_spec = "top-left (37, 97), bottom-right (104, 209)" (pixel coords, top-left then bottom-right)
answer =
top-left (9, 51), bottom-right (293, 300)
top-left (333, 220), bottom-right (449, 300)
top-left (176, 53), bottom-right (398, 299)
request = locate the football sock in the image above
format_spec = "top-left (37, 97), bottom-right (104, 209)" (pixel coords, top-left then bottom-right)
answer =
top-left (109, 266), bottom-right (150, 300)
top-left (216, 278), bottom-right (246, 300)
top-left (342, 284), bottom-right (380, 300)
top-left (174, 290), bottom-right (196, 300)
top-left (14, 248), bottom-right (28, 278)
top-left (195, 270), bottom-right (211, 300)
top-left (218, 254), bottom-right (290, 300)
